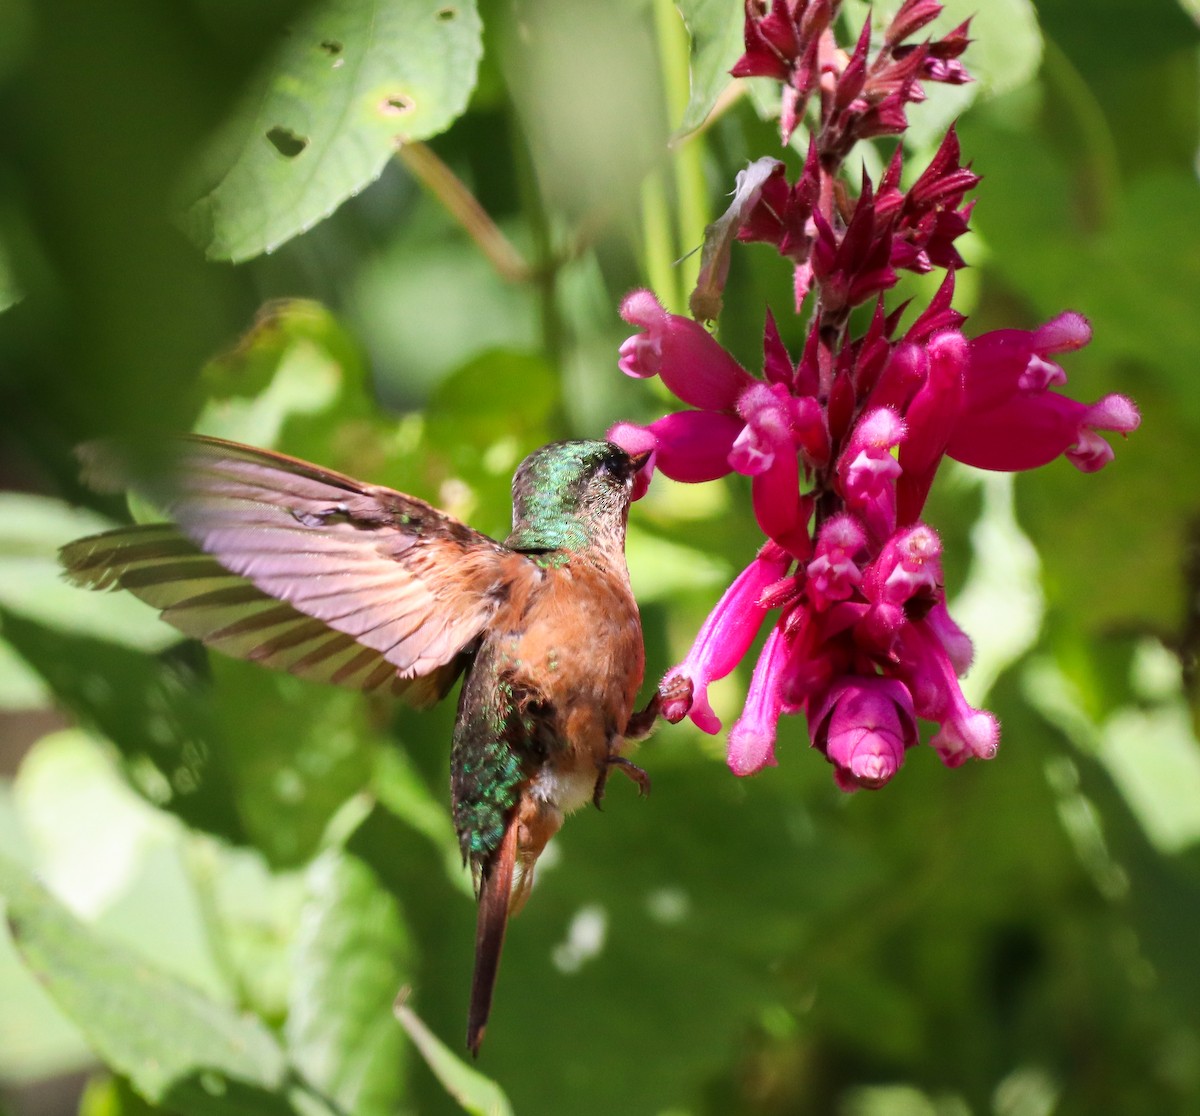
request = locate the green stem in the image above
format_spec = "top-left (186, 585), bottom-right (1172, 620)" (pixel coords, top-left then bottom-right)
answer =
top-left (1040, 37), bottom-right (1121, 230)
top-left (640, 168), bottom-right (682, 313)
top-left (654, 0), bottom-right (710, 301)
top-left (397, 143), bottom-right (531, 283)
top-left (506, 98), bottom-right (567, 375)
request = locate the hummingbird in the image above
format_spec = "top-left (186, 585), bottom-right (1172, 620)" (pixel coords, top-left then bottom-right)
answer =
top-left (59, 434), bottom-right (670, 1055)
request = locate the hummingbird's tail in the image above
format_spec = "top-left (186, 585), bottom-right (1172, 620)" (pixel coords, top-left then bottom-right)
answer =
top-left (467, 809), bottom-right (519, 1057)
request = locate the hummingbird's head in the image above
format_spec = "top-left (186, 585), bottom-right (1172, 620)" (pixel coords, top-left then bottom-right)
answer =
top-left (507, 440), bottom-right (649, 555)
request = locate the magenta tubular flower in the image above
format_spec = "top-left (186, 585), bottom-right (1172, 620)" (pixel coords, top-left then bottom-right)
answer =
top-left (608, 412), bottom-right (744, 486)
top-left (837, 407), bottom-right (905, 541)
top-left (661, 545), bottom-right (793, 734)
top-left (810, 676), bottom-right (918, 790)
top-left (619, 290), bottom-right (754, 408)
top-left (942, 312), bottom-right (1140, 472)
top-left (726, 622), bottom-right (790, 775)
top-left (863, 523), bottom-right (942, 610)
top-left (897, 329), bottom-right (966, 525)
top-left (895, 620), bottom-right (998, 767)
top-left (806, 514), bottom-right (867, 611)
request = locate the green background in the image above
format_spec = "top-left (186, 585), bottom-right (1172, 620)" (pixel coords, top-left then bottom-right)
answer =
top-left (0, 0), bottom-right (1197, 1113)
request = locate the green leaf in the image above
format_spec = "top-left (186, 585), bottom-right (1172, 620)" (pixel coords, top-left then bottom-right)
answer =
top-left (0, 610), bottom-right (247, 844)
top-left (79, 1074), bottom-right (166, 1116)
top-left (393, 993), bottom-right (514, 1116)
top-left (0, 853), bottom-right (315, 1115)
top-left (206, 657), bottom-right (380, 869)
top-left (626, 526), bottom-right (731, 603)
top-left (423, 348), bottom-right (561, 540)
top-left (0, 493), bottom-right (176, 652)
top-left (12, 730), bottom-right (176, 921)
top-left (677, 0), bottom-right (745, 135)
top-left (941, 0), bottom-right (1042, 97)
top-left (181, 0), bottom-right (484, 262)
top-left (284, 842), bottom-right (413, 1116)
top-left (0, 234), bottom-right (20, 312)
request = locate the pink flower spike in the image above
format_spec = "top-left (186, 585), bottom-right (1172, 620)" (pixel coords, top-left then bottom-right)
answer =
top-left (1066, 394), bottom-right (1141, 472)
top-left (727, 622), bottom-right (790, 776)
top-left (810, 676), bottom-right (918, 790)
top-left (730, 383), bottom-right (795, 475)
top-left (663, 546), bottom-right (793, 733)
top-left (886, 0), bottom-right (944, 46)
top-left (961, 311), bottom-right (1091, 413)
top-left (762, 309), bottom-right (795, 386)
top-left (1035, 308), bottom-right (1092, 352)
top-left (931, 707), bottom-right (999, 768)
top-left (606, 421), bottom-right (658, 500)
top-left (866, 342), bottom-right (927, 416)
top-left (619, 289), bottom-right (754, 409)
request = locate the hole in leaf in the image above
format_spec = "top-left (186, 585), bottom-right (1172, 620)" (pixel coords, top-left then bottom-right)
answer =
top-left (266, 126), bottom-right (308, 158)
top-left (379, 95), bottom-right (415, 117)
top-left (319, 39), bottom-right (343, 54)
top-left (436, 6), bottom-right (457, 19)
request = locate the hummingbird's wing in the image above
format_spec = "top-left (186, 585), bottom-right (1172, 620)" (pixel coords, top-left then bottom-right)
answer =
top-left (60, 436), bottom-right (533, 706)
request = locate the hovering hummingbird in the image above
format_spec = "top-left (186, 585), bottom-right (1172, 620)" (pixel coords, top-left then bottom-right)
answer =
top-left (59, 434), bottom-right (671, 1055)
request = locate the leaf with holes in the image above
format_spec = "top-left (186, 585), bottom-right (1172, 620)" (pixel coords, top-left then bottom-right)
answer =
top-left (180, 0), bottom-right (483, 262)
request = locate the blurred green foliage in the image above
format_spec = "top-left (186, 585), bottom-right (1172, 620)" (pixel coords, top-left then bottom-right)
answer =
top-left (1, 1), bottom-right (1199, 1114)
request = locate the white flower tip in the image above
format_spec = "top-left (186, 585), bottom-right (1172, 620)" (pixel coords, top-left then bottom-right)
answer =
top-left (1037, 310), bottom-right (1092, 353)
top-left (1090, 393), bottom-right (1140, 434)
top-left (848, 751), bottom-right (899, 787)
top-left (619, 288), bottom-right (665, 328)
top-left (853, 406), bottom-right (907, 448)
top-left (607, 421), bottom-right (657, 456)
top-left (929, 329), bottom-right (969, 366)
top-left (727, 725), bottom-right (777, 776)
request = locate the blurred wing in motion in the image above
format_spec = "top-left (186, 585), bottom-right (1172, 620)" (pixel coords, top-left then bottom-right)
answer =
top-left (60, 436), bottom-right (536, 705)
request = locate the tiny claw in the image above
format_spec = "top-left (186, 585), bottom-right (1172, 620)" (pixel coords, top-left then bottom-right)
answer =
top-left (592, 755), bottom-right (652, 809)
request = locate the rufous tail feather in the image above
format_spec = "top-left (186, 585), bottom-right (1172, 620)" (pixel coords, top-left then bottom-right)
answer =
top-left (466, 810), bottom-right (518, 1057)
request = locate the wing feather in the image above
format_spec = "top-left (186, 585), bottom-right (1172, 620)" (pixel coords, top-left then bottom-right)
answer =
top-left (61, 437), bottom-right (541, 705)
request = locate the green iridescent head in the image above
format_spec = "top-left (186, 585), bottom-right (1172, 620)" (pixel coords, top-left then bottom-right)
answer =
top-left (507, 440), bottom-right (645, 553)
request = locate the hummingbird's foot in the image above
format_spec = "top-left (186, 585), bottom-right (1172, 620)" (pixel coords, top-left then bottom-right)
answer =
top-left (592, 756), bottom-right (652, 809)
top-left (624, 694), bottom-right (661, 740)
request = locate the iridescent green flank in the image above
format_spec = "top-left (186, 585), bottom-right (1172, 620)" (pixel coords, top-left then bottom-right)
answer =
top-left (451, 651), bottom-right (530, 866)
top-left (506, 441), bottom-right (617, 553)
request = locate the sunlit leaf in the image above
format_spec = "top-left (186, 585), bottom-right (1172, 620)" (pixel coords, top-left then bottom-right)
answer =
top-left (12, 730), bottom-right (174, 919)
